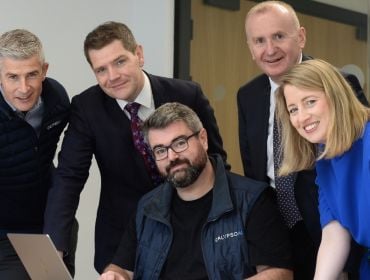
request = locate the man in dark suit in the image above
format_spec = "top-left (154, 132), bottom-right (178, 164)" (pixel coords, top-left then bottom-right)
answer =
top-left (44, 21), bottom-right (227, 274)
top-left (237, 1), bottom-right (368, 279)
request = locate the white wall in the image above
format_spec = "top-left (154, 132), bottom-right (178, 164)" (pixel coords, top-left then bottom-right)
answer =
top-left (1, 0), bottom-right (174, 279)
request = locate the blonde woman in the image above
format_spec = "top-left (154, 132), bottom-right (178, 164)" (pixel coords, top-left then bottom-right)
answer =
top-left (275, 59), bottom-right (370, 279)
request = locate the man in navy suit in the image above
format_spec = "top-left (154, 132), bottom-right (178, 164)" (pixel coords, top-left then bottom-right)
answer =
top-left (237, 1), bottom-right (367, 279)
top-left (44, 21), bottom-right (227, 273)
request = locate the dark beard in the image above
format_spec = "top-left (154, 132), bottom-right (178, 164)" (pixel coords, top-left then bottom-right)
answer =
top-left (165, 150), bottom-right (207, 189)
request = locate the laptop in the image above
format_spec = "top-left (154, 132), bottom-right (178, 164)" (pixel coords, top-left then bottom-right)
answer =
top-left (7, 233), bottom-right (73, 280)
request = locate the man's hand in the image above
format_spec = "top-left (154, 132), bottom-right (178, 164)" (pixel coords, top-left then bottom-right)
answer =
top-left (99, 271), bottom-right (126, 280)
top-left (246, 266), bottom-right (293, 280)
top-left (99, 264), bottom-right (133, 280)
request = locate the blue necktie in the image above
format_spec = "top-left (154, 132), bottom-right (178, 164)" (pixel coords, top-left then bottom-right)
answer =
top-left (273, 117), bottom-right (302, 228)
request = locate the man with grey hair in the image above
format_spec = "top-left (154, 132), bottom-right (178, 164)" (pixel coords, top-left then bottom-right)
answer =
top-left (237, 1), bottom-right (367, 279)
top-left (100, 102), bottom-right (293, 280)
top-left (0, 29), bottom-right (76, 278)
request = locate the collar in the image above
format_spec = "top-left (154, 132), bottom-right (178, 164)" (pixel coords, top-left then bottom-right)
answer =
top-left (207, 155), bottom-right (234, 221)
top-left (268, 78), bottom-right (279, 95)
top-left (298, 52), bottom-right (303, 64)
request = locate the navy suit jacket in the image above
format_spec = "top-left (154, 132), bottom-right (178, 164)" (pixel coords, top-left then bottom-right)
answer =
top-left (237, 55), bottom-right (368, 248)
top-left (44, 73), bottom-right (227, 273)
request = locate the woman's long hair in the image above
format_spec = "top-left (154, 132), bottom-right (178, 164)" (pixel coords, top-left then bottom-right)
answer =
top-left (276, 59), bottom-right (370, 176)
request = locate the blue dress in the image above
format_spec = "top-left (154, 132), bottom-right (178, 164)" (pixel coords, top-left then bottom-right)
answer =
top-left (316, 122), bottom-right (370, 279)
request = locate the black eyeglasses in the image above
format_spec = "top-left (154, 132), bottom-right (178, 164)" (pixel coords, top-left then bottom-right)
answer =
top-left (152, 131), bottom-right (200, 161)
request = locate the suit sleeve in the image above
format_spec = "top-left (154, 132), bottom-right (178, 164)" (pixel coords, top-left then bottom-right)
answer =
top-left (343, 73), bottom-right (369, 107)
top-left (111, 211), bottom-right (137, 270)
top-left (44, 95), bottom-right (94, 252)
top-left (237, 89), bottom-right (249, 176)
top-left (246, 188), bottom-right (293, 269)
top-left (192, 83), bottom-right (230, 170)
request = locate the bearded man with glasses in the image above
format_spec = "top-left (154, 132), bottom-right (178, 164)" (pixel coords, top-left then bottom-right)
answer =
top-left (100, 102), bottom-right (293, 280)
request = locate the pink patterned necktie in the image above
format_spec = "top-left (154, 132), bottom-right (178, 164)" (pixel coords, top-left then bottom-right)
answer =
top-left (273, 117), bottom-right (302, 228)
top-left (125, 102), bottom-right (163, 186)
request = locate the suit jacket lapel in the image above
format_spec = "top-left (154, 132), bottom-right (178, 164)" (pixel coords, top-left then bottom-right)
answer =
top-left (102, 91), bottom-right (133, 144)
top-left (146, 73), bottom-right (167, 108)
top-left (254, 76), bottom-right (271, 178)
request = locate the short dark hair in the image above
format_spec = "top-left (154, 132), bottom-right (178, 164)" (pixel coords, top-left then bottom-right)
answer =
top-left (84, 21), bottom-right (137, 65)
top-left (142, 102), bottom-right (203, 142)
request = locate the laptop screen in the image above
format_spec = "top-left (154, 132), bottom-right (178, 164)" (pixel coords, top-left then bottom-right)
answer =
top-left (7, 233), bottom-right (72, 280)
